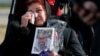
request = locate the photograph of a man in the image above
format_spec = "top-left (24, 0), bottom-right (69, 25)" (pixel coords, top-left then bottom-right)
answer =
top-left (35, 32), bottom-right (50, 52)
top-left (31, 28), bottom-right (54, 54)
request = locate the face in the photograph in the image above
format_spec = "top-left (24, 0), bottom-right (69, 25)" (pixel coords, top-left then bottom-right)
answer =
top-left (36, 33), bottom-right (48, 50)
top-left (37, 35), bottom-right (47, 44)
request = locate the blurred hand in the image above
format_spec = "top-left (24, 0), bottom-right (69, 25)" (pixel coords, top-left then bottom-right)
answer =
top-left (21, 12), bottom-right (32, 27)
top-left (53, 31), bottom-right (58, 39)
top-left (49, 51), bottom-right (61, 56)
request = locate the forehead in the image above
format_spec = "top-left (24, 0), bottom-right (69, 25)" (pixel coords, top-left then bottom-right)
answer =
top-left (83, 1), bottom-right (97, 10)
top-left (28, 3), bottom-right (43, 8)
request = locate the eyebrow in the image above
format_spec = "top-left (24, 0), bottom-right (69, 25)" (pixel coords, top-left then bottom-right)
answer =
top-left (36, 7), bottom-right (43, 10)
top-left (28, 7), bottom-right (43, 12)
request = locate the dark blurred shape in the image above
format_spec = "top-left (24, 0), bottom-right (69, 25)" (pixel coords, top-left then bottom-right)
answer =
top-left (91, 20), bottom-right (100, 56)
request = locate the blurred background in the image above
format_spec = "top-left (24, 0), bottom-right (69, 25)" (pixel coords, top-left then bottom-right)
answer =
top-left (0, 0), bottom-right (12, 44)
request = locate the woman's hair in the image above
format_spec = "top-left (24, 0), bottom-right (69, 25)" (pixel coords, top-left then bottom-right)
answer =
top-left (26, 0), bottom-right (45, 10)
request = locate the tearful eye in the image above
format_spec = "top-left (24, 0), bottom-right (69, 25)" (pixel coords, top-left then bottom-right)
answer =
top-left (36, 9), bottom-right (42, 13)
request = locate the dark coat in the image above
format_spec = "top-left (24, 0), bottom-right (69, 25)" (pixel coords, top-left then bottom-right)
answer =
top-left (68, 11), bottom-right (94, 56)
top-left (0, 20), bottom-right (85, 56)
top-left (91, 20), bottom-right (100, 56)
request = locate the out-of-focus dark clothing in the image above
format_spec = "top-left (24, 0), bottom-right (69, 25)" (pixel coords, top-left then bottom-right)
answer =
top-left (68, 12), bottom-right (94, 56)
top-left (91, 20), bottom-right (100, 56)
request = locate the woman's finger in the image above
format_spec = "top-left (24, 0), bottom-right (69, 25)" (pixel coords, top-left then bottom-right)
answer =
top-left (49, 51), bottom-right (61, 56)
top-left (21, 13), bottom-right (32, 27)
top-left (53, 31), bottom-right (58, 39)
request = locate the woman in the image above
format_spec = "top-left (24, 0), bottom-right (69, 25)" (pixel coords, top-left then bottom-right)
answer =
top-left (68, 0), bottom-right (100, 56)
top-left (0, 0), bottom-right (85, 56)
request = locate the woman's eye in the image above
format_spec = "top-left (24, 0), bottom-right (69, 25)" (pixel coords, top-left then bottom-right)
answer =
top-left (36, 10), bottom-right (42, 12)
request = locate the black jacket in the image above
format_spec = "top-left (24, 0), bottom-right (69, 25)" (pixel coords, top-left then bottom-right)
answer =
top-left (0, 20), bottom-right (85, 56)
top-left (68, 11), bottom-right (94, 56)
top-left (91, 20), bottom-right (100, 56)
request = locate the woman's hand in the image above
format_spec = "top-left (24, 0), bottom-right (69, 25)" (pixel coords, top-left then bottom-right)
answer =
top-left (54, 31), bottom-right (58, 39)
top-left (51, 32), bottom-right (61, 56)
top-left (49, 51), bottom-right (61, 56)
top-left (21, 12), bottom-right (32, 27)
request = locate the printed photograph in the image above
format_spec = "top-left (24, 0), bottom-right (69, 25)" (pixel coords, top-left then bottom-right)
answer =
top-left (31, 27), bottom-right (55, 54)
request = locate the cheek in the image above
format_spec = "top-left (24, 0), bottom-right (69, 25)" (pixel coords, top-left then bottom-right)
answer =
top-left (34, 11), bottom-right (46, 26)
top-left (37, 13), bottom-right (46, 23)
top-left (42, 12), bottom-right (46, 22)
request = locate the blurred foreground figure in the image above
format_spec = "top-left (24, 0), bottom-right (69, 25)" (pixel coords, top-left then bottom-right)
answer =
top-left (68, 0), bottom-right (100, 56)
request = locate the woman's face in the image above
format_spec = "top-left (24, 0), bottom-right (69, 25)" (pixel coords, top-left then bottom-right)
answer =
top-left (79, 1), bottom-right (97, 25)
top-left (28, 3), bottom-right (46, 26)
top-left (73, 1), bottom-right (99, 26)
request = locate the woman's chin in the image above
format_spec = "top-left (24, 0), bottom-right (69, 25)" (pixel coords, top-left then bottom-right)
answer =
top-left (35, 21), bottom-right (46, 27)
